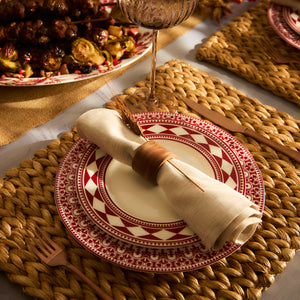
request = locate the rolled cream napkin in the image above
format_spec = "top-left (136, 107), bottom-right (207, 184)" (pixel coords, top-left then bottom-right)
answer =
top-left (272, 0), bottom-right (300, 10)
top-left (76, 108), bottom-right (262, 250)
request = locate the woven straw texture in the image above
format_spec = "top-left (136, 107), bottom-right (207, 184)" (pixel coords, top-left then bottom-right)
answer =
top-left (196, 0), bottom-right (300, 107)
top-left (1, 59), bottom-right (300, 299)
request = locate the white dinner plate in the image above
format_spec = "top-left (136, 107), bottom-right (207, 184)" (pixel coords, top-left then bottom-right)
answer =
top-left (55, 112), bottom-right (265, 273)
top-left (268, 4), bottom-right (300, 50)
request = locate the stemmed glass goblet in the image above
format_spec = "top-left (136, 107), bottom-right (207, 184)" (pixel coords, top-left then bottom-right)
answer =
top-left (117, 0), bottom-right (198, 112)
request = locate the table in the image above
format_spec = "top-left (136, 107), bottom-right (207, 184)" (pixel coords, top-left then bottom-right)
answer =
top-left (0, 1), bottom-right (299, 299)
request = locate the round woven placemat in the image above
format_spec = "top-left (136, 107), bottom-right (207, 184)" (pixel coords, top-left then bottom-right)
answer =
top-left (1, 59), bottom-right (300, 299)
top-left (196, 0), bottom-right (300, 107)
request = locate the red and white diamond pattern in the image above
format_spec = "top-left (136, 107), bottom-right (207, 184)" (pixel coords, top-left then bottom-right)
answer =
top-left (79, 122), bottom-right (241, 247)
top-left (55, 112), bottom-right (265, 272)
top-left (143, 124), bottom-right (238, 188)
top-left (83, 151), bottom-right (195, 245)
top-left (289, 10), bottom-right (300, 33)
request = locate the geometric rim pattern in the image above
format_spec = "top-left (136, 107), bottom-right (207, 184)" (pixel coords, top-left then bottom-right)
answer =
top-left (76, 117), bottom-right (251, 248)
top-left (55, 112), bottom-right (265, 272)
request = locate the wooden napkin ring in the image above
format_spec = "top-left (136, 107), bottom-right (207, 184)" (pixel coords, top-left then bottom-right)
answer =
top-left (132, 140), bottom-right (177, 185)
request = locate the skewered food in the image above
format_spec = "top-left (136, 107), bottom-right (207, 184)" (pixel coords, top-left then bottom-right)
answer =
top-left (0, 19), bottom-right (79, 45)
top-left (0, 2), bottom-right (142, 79)
top-left (0, 0), bottom-right (111, 22)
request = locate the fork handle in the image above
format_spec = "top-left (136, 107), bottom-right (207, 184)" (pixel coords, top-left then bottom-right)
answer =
top-left (66, 263), bottom-right (113, 300)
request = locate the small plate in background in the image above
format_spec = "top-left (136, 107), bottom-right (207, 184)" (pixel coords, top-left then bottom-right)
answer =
top-left (283, 6), bottom-right (300, 35)
top-left (268, 4), bottom-right (300, 50)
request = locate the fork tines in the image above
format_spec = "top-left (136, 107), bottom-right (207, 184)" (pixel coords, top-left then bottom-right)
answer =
top-left (25, 225), bottom-right (57, 259)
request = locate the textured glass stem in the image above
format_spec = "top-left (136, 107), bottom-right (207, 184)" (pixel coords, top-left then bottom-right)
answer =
top-left (149, 29), bottom-right (158, 103)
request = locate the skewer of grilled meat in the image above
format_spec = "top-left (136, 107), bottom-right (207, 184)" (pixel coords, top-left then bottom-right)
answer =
top-left (0, 0), bottom-right (116, 22)
top-left (0, 8), bottom-right (115, 45)
top-left (0, 19), bottom-right (79, 45)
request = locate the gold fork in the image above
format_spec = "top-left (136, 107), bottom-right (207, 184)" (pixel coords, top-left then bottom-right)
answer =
top-left (255, 37), bottom-right (299, 64)
top-left (25, 225), bottom-right (113, 300)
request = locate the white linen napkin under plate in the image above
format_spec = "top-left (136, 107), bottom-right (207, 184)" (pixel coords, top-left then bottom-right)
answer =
top-left (76, 108), bottom-right (262, 251)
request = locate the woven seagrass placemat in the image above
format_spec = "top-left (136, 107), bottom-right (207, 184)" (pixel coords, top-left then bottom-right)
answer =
top-left (1, 59), bottom-right (299, 299)
top-left (196, 0), bottom-right (300, 107)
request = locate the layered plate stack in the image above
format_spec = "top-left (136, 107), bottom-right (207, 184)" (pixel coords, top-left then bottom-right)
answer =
top-left (268, 3), bottom-right (300, 49)
top-left (54, 112), bottom-right (265, 273)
